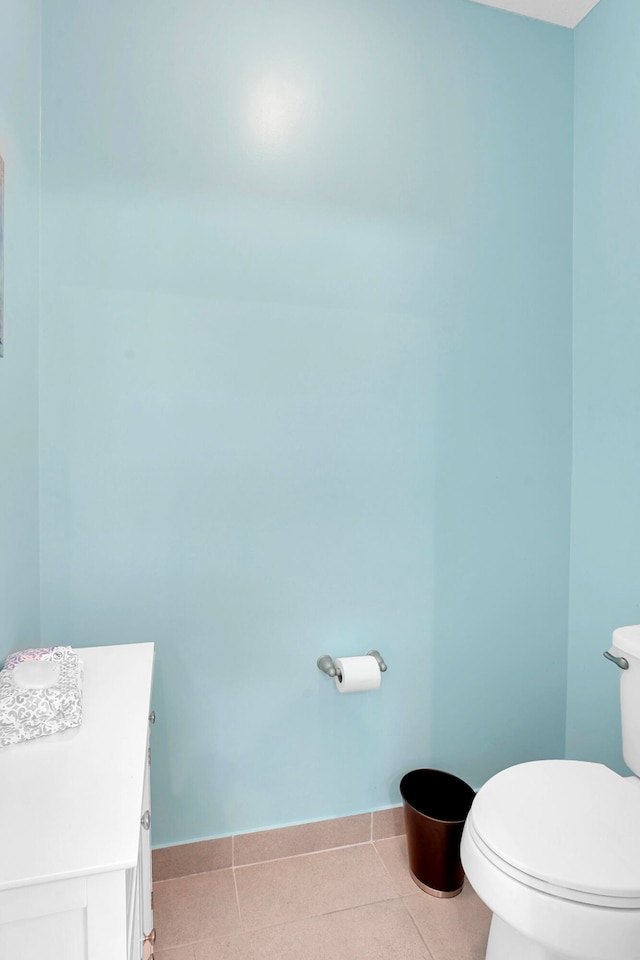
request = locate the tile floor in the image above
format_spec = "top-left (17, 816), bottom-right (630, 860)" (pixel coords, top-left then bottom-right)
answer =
top-left (153, 835), bottom-right (492, 960)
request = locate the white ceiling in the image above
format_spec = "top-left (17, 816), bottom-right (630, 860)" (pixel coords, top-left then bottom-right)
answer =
top-left (466, 0), bottom-right (602, 28)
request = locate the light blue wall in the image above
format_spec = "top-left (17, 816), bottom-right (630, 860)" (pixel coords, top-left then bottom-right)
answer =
top-left (567, 0), bottom-right (640, 769)
top-left (0, 0), bottom-right (41, 662)
top-left (39, 0), bottom-right (573, 845)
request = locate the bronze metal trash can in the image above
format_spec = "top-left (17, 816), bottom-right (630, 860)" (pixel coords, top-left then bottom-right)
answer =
top-left (400, 768), bottom-right (475, 898)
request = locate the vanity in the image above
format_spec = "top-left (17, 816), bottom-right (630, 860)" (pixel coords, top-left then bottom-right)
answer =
top-left (0, 642), bottom-right (155, 960)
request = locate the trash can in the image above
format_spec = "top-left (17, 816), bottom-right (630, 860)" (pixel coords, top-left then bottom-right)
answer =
top-left (400, 768), bottom-right (475, 898)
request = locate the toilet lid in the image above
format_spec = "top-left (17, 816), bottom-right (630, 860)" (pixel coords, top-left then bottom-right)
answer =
top-left (469, 760), bottom-right (640, 901)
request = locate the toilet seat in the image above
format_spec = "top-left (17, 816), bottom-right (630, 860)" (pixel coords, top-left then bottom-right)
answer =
top-left (468, 760), bottom-right (640, 908)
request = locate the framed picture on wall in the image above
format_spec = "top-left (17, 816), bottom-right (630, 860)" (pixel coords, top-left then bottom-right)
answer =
top-left (0, 155), bottom-right (4, 358)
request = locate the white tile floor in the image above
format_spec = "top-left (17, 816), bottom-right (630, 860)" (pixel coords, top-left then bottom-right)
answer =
top-left (153, 835), bottom-right (491, 960)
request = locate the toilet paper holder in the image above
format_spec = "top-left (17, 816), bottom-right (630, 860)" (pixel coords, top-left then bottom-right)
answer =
top-left (317, 650), bottom-right (387, 681)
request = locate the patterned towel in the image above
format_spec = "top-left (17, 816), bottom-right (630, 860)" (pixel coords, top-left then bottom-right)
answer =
top-left (0, 646), bottom-right (83, 747)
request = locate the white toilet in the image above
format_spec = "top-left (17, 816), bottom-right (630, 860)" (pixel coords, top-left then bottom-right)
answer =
top-left (461, 624), bottom-right (640, 960)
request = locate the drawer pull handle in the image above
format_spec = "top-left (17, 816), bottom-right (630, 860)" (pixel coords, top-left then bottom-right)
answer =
top-left (144, 928), bottom-right (157, 945)
top-left (141, 810), bottom-right (151, 830)
top-left (149, 710), bottom-right (156, 724)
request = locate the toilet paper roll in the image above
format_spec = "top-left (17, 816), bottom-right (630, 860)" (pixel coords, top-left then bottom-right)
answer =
top-left (334, 656), bottom-right (381, 693)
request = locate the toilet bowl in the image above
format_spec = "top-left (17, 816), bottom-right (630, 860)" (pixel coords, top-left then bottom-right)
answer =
top-left (461, 625), bottom-right (640, 960)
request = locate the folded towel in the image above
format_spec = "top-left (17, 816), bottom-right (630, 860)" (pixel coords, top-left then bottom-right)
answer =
top-left (0, 646), bottom-right (83, 747)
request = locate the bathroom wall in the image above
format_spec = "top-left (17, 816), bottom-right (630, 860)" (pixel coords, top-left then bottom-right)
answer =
top-left (39, 0), bottom-right (573, 845)
top-left (0, 0), bottom-right (41, 662)
top-left (567, 0), bottom-right (640, 769)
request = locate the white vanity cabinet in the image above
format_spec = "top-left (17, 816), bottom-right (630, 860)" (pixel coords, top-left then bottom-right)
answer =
top-left (0, 642), bottom-right (155, 960)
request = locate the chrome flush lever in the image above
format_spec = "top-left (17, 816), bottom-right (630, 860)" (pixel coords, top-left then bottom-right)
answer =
top-left (603, 650), bottom-right (629, 670)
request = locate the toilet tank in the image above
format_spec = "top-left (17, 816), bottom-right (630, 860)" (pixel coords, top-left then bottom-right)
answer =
top-left (611, 625), bottom-right (640, 776)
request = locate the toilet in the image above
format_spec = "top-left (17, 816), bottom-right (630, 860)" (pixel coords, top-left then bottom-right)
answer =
top-left (460, 624), bottom-right (640, 960)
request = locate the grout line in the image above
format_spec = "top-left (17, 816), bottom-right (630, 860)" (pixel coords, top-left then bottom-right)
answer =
top-left (154, 837), bottom-right (409, 884)
top-left (153, 836), bottom-right (406, 885)
top-left (370, 837), bottom-right (406, 898)
top-left (174, 895), bottom-right (407, 952)
top-left (233, 840), bottom-right (373, 870)
top-left (153, 810), bottom-right (405, 874)
top-left (229, 894), bottom-right (403, 937)
top-left (155, 841), bottom-right (384, 886)
top-left (153, 866), bottom-right (233, 886)
top-left (401, 897), bottom-right (438, 960)
top-left (232, 861), bottom-right (244, 926)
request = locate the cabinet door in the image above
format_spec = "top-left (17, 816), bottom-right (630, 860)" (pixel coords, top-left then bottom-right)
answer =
top-left (0, 909), bottom-right (86, 960)
top-left (0, 879), bottom-right (87, 960)
top-left (127, 863), bottom-right (142, 960)
top-left (139, 733), bottom-right (154, 958)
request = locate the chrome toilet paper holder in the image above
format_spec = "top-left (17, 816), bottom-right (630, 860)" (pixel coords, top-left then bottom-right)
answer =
top-left (317, 650), bottom-right (387, 681)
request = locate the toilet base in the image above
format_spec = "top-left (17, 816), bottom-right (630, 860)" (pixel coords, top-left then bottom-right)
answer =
top-left (487, 914), bottom-right (574, 960)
